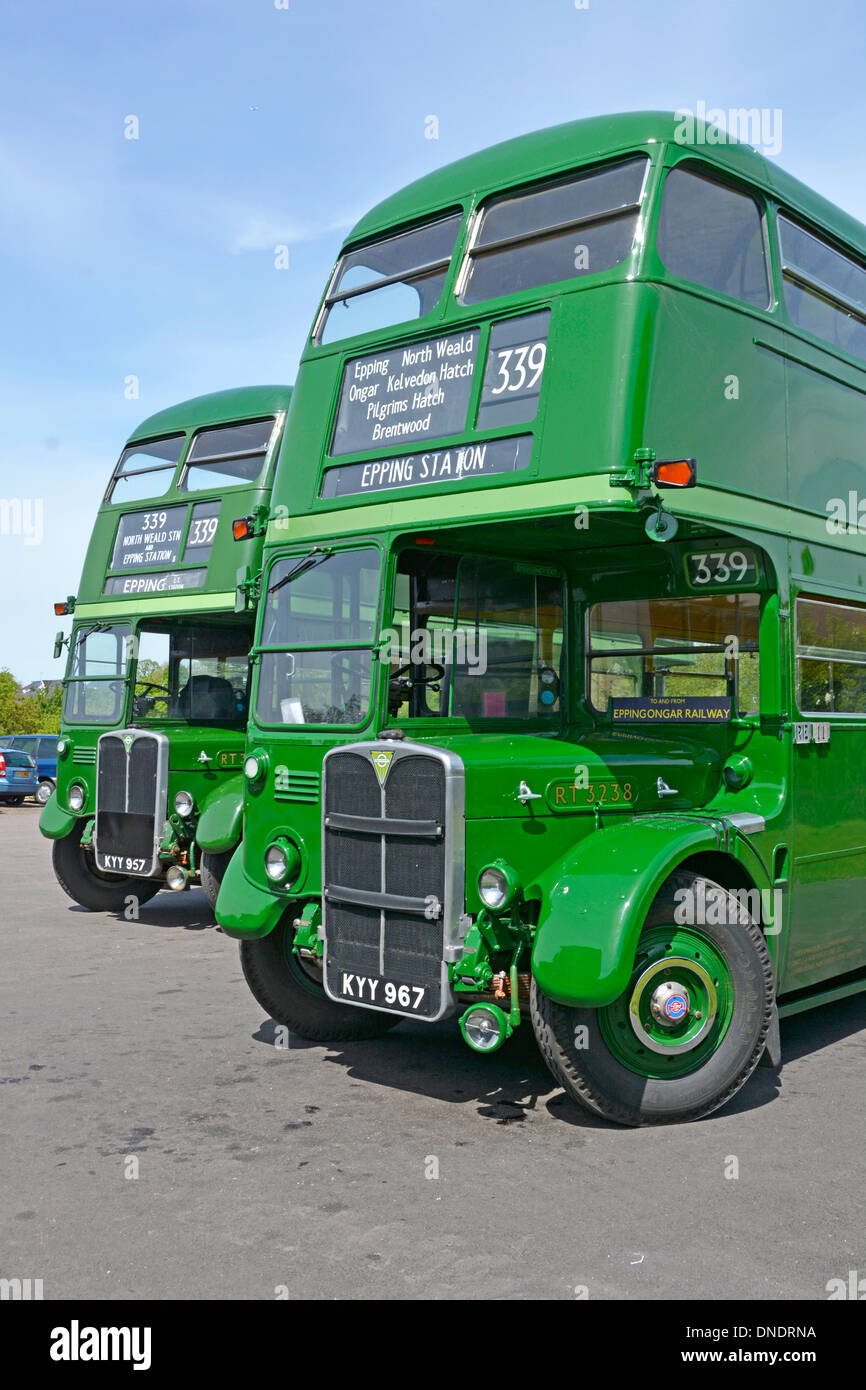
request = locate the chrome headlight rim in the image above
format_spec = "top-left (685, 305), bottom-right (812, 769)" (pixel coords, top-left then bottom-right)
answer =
top-left (264, 836), bottom-right (302, 887)
top-left (477, 859), bottom-right (520, 913)
top-left (67, 781), bottom-right (86, 812)
top-left (173, 789), bottom-right (195, 819)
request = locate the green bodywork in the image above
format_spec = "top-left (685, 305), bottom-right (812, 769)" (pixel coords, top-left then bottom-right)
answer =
top-left (215, 113), bottom-right (866, 1019)
top-left (43, 385), bottom-right (293, 880)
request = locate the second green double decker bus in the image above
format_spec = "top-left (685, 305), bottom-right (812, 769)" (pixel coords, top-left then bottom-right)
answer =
top-left (217, 112), bottom-right (866, 1125)
top-left (41, 385), bottom-right (292, 913)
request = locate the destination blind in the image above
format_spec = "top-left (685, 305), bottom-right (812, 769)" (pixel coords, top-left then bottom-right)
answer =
top-left (331, 331), bottom-right (478, 455)
top-left (320, 435), bottom-right (533, 498)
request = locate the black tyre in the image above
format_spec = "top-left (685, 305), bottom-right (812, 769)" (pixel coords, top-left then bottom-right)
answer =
top-left (4, 796), bottom-right (25, 806)
top-left (240, 918), bottom-right (400, 1041)
top-left (36, 779), bottom-right (55, 805)
top-left (52, 820), bottom-right (162, 913)
top-left (531, 870), bottom-right (774, 1126)
top-left (200, 850), bottom-right (232, 912)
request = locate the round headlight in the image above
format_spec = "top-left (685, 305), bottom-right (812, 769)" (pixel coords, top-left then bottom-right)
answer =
top-left (174, 790), bottom-right (194, 818)
top-left (460, 1004), bottom-right (510, 1053)
top-left (244, 752), bottom-right (266, 781)
top-left (478, 860), bottom-right (520, 913)
top-left (264, 838), bottom-right (302, 885)
top-left (68, 782), bottom-right (86, 812)
top-left (57, 738), bottom-right (68, 756)
top-left (264, 844), bottom-right (288, 881)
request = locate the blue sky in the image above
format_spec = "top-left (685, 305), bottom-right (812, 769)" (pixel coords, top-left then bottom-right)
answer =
top-left (2, 0), bottom-right (865, 680)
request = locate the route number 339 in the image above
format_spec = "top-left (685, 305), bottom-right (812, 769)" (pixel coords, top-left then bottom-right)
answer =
top-left (489, 339), bottom-right (547, 395)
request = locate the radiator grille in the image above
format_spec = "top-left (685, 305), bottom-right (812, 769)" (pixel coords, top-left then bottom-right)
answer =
top-left (94, 731), bottom-right (167, 877)
top-left (322, 744), bottom-right (460, 1021)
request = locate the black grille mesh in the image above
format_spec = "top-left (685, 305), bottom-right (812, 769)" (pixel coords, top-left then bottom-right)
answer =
top-left (326, 752), bottom-right (380, 816)
top-left (97, 735), bottom-right (126, 813)
top-left (128, 738), bottom-right (158, 815)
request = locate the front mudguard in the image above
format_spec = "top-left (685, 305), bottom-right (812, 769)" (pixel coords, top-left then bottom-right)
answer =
top-left (196, 773), bottom-right (243, 853)
top-left (39, 792), bottom-right (77, 840)
top-left (215, 844), bottom-right (285, 940)
top-left (531, 815), bottom-right (771, 1008)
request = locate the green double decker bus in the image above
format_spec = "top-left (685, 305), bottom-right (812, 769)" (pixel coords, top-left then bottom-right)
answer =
top-left (216, 112), bottom-right (866, 1125)
top-left (41, 385), bottom-right (292, 913)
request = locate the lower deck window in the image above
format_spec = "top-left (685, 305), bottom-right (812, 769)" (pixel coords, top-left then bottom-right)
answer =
top-left (796, 595), bottom-right (866, 713)
top-left (389, 552), bottom-right (563, 721)
top-left (133, 622), bottom-right (251, 724)
top-left (588, 593), bottom-right (760, 715)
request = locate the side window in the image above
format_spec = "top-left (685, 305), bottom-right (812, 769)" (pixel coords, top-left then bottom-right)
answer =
top-left (461, 157), bottom-right (648, 305)
top-left (37, 738), bottom-right (58, 758)
top-left (14, 736), bottom-right (37, 754)
top-left (657, 165), bottom-right (770, 308)
top-left (796, 596), bottom-right (866, 713)
top-left (778, 218), bottom-right (866, 361)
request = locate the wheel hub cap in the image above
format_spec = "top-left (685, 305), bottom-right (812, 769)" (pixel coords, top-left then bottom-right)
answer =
top-left (628, 955), bottom-right (717, 1055)
top-left (650, 980), bottom-right (691, 1027)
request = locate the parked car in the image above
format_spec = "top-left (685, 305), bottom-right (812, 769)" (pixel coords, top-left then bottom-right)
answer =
top-left (0, 747), bottom-right (39, 804)
top-left (0, 735), bottom-right (59, 803)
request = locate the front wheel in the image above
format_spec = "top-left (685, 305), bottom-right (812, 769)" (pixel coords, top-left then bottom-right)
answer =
top-left (52, 820), bottom-right (162, 913)
top-left (36, 779), bottom-right (55, 805)
top-left (531, 871), bottom-right (774, 1126)
top-left (200, 849), bottom-right (232, 912)
top-left (240, 918), bottom-right (400, 1041)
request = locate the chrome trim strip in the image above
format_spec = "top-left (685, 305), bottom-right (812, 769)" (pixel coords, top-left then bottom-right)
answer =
top-left (725, 811), bottom-right (766, 835)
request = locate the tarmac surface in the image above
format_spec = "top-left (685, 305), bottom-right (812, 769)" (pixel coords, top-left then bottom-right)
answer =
top-left (2, 803), bottom-right (863, 1300)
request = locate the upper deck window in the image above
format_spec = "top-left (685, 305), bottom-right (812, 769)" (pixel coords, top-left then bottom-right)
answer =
top-left (778, 217), bottom-right (866, 362)
top-left (657, 165), bottom-right (770, 308)
top-left (460, 157), bottom-right (648, 306)
top-left (179, 417), bottom-right (277, 492)
top-left (318, 214), bottom-right (462, 346)
top-left (107, 435), bottom-right (185, 504)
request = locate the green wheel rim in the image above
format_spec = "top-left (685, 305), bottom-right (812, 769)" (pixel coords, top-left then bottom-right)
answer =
top-left (599, 925), bottom-right (735, 1079)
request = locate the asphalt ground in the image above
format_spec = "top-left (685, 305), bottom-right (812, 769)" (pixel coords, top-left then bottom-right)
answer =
top-left (1, 802), bottom-right (864, 1302)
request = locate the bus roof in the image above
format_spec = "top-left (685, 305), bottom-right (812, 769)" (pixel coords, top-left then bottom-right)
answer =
top-left (128, 384), bottom-right (294, 442)
top-left (72, 384), bottom-right (293, 619)
top-left (348, 110), bottom-right (866, 260)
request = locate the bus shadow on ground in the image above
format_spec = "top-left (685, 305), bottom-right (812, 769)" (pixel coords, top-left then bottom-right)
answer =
top-left (254, 994), bottom-right (864, 1127)
top-left (253, 1013), bottom-right (570, 1124)
top-left (64, 887), bottom-right (216, 932)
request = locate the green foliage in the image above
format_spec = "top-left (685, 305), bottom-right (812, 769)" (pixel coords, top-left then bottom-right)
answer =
top-left (0, 668), bottom-right (64, 736)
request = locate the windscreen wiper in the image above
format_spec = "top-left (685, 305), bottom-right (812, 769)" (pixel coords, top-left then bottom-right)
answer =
top-left (267, 546), bottom-right (333, 596)
top-left (72, 622), bottom-right (109, 649)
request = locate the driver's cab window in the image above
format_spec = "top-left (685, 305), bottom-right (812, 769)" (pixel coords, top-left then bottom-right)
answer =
top-left (133, 624), bottom-right (251, 724)
top-left (389, 551), bottom-right (563, 720)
